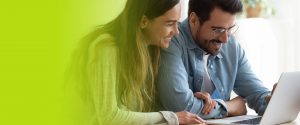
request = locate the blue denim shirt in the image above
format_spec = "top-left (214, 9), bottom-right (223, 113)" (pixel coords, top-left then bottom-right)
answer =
top-left (156, 19), bottom-right (271, 119)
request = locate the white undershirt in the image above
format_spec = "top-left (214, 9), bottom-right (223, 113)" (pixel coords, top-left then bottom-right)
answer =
top-left (201, 53), bottom-right (214, 94)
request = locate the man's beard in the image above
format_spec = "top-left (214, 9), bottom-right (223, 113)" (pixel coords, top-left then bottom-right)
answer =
top-left (204, 39), bottom-right (222, 55)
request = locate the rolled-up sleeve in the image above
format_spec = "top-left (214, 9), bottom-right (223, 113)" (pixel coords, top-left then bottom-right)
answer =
top-left (233, 43), bottom-right (271, 115)
top-left (156, 39), bottom-right (228, 119)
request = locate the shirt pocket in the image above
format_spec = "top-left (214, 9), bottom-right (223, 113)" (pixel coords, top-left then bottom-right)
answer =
top-left (190, 75), bottom-right (204, 92)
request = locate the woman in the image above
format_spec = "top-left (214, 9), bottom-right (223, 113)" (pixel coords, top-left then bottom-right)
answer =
top-left (67, 0), bottom-right (205, 124)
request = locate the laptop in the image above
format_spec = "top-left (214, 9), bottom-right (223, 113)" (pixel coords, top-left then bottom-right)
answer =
top-left (206, 71), bottom-right (300, 125)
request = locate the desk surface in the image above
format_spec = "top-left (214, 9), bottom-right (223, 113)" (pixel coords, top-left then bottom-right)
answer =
top-left (204, 114), bottom-right (300, 125)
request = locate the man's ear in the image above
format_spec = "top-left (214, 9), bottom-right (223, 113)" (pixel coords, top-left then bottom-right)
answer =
top-left (189, 12), bottom-right (200, 38)
top-left (189, 12), bottom-right (200, 28)
top-left (140, 15), bottom-right (149, 29)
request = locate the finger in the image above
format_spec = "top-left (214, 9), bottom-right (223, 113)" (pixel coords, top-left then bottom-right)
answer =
top-left (271, 83), bottom-right (277, 95)
top-left (265, 95), bottom-right (271, 103)
top-left (202, 100), bottom-right (212, 114)
top-left (209, 101), bottom-right (217, 114)
top-left (194, 92), bottom-right (205, 99)
top-left (191, 115), bottom-right (205, 124)
top-left (195, 115), bottom-right (206, 123)
top-left (194, 92), bottom-right (201, 98)
top-left (201, 98), bottom-right (210, 113)
top-left (203, 96), bottom-right (213, 113)
top-left (205, 100), bottom-right (212, 114)
top-left (192, 119), bottom-right (204, 124)
top-left (206, 98), bottom-right (214, 113)
top-left (206, 103), bottom-right (213, 114)
top-left (202, 104), bottom-right (208, 114)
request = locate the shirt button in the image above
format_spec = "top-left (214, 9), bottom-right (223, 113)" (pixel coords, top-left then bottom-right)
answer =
top-left (210, 65), bottom-right (213, 68)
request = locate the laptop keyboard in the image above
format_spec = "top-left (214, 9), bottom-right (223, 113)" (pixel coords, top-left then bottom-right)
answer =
top-left (233, 117), bottom-right (262, 125)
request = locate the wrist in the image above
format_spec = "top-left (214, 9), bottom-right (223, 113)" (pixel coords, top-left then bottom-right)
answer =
top-left (225, 101), bottom-right (233, 116)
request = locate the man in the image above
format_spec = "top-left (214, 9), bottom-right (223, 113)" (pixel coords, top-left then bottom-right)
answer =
top-left (157, 0), bottom-right (273, 119)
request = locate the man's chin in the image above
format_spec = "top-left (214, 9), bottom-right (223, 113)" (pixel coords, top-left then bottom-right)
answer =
top-left (209, 49), bottom-right (221, 56)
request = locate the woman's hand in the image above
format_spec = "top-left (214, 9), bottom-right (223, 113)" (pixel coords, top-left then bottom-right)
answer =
top-left (175, 111), bottom-right (205, 124)
top-left (194, 92), bottom-right (217, 115)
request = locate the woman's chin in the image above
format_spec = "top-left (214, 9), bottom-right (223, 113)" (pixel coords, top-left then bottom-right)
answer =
top-left (161, 38), bottom-right (171, 48)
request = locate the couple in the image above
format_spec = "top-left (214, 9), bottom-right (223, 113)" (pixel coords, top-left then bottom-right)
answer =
top-left (67, 0), bottom-right (275, 124)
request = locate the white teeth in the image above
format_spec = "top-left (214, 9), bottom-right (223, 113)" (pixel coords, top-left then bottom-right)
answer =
top-left (214, 42), bottom-right (221, 45)
top-left (213, 42), bottom-right (222, 48)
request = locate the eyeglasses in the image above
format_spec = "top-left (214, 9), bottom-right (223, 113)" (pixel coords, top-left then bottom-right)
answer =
top-left (196, 15), bottom-right (239, 38)
top-left (211, 25), bottom-right (239, 38)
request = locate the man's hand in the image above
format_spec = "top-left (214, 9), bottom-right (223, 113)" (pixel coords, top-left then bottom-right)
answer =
top-left (225, 96), bottom-right (247, 116)
top-left (194, 92), bottom-right (217, 115)
top-left (265, 83), bottom-right (277, 103)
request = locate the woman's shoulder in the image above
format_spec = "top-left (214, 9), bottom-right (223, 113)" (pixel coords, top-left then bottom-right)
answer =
top-left (91, 33), bottom-right (118, 52)
top-left (87, 33), bottom-right (118, 63)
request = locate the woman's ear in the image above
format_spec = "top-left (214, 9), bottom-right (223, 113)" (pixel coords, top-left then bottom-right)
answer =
top-left (140, 15), bottom-right (149, 29)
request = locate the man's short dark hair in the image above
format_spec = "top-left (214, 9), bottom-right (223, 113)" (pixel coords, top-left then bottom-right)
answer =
top-left (188, 0), bottom-right (243, 23)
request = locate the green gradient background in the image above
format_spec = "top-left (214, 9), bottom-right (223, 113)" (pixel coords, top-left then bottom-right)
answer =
top-left (0, 0), bottom-right (125, 124)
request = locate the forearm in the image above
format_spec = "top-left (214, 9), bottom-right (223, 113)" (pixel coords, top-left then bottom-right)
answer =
top-left (158, 79), bottom-right (228, 119)
top-left (225, 97), bottom-right (247, 117)
top-left (164, 97), bottom-right (228, 119)
top-left (195, 99), bottom-right (228, 119)
top-left (96, 108), bottom-right (171, 125)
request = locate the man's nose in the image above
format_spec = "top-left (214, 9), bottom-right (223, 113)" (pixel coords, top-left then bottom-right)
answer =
top-left (218, 31), bottom-right (229, 43)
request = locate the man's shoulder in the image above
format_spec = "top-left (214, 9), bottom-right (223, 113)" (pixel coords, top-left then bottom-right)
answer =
top-left (171, 33), bottom-right (187, 47)
top-left (168, 23), bottom-right (191, 50)
top-left (223, 36), bottom-right (241, 51)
